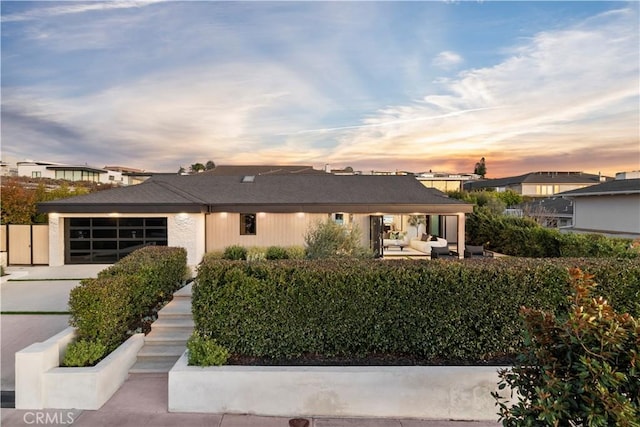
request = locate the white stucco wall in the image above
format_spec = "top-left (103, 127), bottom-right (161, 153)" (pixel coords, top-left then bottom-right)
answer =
top-left (573, 194), bottom-right (640, 234)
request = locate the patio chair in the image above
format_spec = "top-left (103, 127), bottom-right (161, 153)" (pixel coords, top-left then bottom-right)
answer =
top-left (430, 246), bottom-right (456, 259)
top-left (464, 245), bottom-right (492, 258)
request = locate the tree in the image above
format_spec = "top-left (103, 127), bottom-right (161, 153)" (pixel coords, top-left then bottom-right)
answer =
top-left (494, 268), bottom-right (639, 425)
top-left (0, 182), bottom-right (36, 224)
top-left (474, 157), bottom-right (486, 178)
top-left (205, 160), bottom-right (216, 170)
top-left (178, 166), bottom-right (186, 175)
top-left (407, 215), bottom-right (426, 238)
top-left (189, 163), bottom-right (205, 174)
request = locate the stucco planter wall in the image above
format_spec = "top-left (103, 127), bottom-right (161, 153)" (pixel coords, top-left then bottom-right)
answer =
top-left (169, 352), bottom-right (507, 420)
top-left (15, 327), bottom-right (144, 410)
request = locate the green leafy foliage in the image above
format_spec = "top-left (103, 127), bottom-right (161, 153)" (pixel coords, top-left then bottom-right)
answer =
top-left (466, 209), bottom-right (636, 258)
top-left (67, 246), bottom-right (187, 363)
top-left (304, 219), bottom-right (372, 259)
top-left (223, 245), bottom-right (247, 260)
top-left (187, 331), bottom-right (230, 366)
top-left (192, 257), bottom-right (640, 362)
top-left (62, 339), bottom-right (107, 367)
top-left (494, 268), bottom-right (639, 426)
top-left (265, 246), bottom-right (289, 260)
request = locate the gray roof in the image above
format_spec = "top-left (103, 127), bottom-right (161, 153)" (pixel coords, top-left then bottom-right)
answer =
top-left (558, 178), bottom-right (640, 197)
top-left (202, 165), bottom-right (327, 175)
top-left (464, 171), bottom-right (610, 191)
top-left (517, 197), bottom-right (573, 216)
top-left (39, 174), bottom-right (473, 214)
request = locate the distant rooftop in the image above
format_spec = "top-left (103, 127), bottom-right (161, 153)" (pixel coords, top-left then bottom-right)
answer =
top-left (202, 165), bottom-right (328, 176)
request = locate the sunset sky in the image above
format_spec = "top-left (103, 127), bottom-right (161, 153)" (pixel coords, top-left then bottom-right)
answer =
top-left (2, 1), bottom-right (639, 178)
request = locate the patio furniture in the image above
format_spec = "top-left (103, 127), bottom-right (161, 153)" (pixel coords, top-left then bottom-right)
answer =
top-left (430, 246), bottom-right (457, 259)
top-left (409, 236), bottom-right (447, 254)
top-left (464, 245), bottom-right (493, 258)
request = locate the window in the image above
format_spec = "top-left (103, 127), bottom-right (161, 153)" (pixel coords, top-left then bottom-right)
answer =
top-left (240, 213), bottom-right (256, 235)
top-left (32, 171), bottom-right (41, 178)
top-left (333, 213), bottom-right (344, 225)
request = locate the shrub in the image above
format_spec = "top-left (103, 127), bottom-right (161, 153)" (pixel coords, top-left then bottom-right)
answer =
top-left (62, 339), bottom-right (107, 367)
top-left (467, 210), bottom-right (636, 258)
top-left (192, 257), bottom-right (640, 362)
top-left (246, 247), bottom-right (266, 262)
top-left (69, 275), bottom-right (138, 352)
top-left (67, 246), bottom-right (188, 364)
top-left (265, 246), bottom-right (289, 260)
top-left (187, 331), bottom-right (229, 366)
top-left (304, 219), bottom-right (372, 259)
top-left (285, 246), bottom-right (306, 259)
top-left (223, 245), bottom-right (247, 260)
top-left (494, 268), bottom-right (639, 425)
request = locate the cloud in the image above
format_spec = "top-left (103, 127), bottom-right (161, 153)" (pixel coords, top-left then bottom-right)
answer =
top-left (323, 7), bottom-right (639, 176)
top-left (432, 51), bottom-right (464, 69)
top-left (1, 1), bottom-right (161, 23)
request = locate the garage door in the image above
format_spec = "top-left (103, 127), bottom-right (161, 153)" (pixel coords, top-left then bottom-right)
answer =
top-left (65, 217), bottom-right (167, 264)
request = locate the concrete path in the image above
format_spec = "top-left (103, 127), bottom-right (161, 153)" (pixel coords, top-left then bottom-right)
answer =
top-left (130, 283), bottom-right (194, 373)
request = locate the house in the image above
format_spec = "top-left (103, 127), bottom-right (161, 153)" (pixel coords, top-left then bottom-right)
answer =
top-left (203, 165), bottom-right (328, 175)
top-left (416, 172), bottom-right (481, 193)
top-left (463, 171), bottom-right (610, 197)
top-left (558, 177), bottom-right (640, 238)
top-left (17, 161), bottom-right (125, 185)
top-left (38, 174), bottom-right (473, 266)
top-left (508, 197), bottom-right (574, 229)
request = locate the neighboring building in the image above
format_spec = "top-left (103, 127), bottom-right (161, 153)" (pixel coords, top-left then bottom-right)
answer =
top-left (38, 174), bottom-right (473, 266)
top-left (464, 171), bottom-right (610, 197)
top-left (616, 171), bottom-right (640, 180)
top-left (17, 161), bottom-right (125, 185)
top-left (204, 165), bottom-right (328, 175)
top-left (416, 172), bottom-right (480, 193)
top-left (0, 160), bottom-right (17, 177)
top-left (509, 197), bottom-right (574, 229)
top-left (558, 177), bottom-right (640, 238)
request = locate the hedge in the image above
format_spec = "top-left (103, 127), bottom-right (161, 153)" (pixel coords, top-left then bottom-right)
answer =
top-left (68, 246), bottom-right (188, 360)
top-left (192, 257), bottom-right (640, 363)
top-left (466, 210), bottom-right (637, 258)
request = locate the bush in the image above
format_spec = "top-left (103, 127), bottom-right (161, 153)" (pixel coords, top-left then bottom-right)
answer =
top-left (265, 246), bottom-right (289, 260)
top-left (192, 257), bottom-right (640, 362)
top-left (246, 247), bottom-right (266, 262)
top-left (467, 210), bottom-right (636, 258)
top-left (304, 219), bottom-right (372, 259)
top-left (62, 339), bottom-right (107, 367)
top-left (223, 245), bottom-right (247, 260)
top-left (494, 268), bottom-right (639, 425)
top-left (285, 246), bottom-right (306, 259)
top-left (187, 331), bottom-right (229, 366)
top-left (67, 246), bottom-right (188, 364)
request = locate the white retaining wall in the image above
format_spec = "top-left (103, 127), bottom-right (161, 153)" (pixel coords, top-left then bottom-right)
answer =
top-left (169, 352), bottom-right (507, 420)
top-left (15, 327), bottom-right (144, 410)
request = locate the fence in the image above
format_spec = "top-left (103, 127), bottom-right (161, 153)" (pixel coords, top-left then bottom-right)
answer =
top-left (0, 224), bottom-right (49, 265)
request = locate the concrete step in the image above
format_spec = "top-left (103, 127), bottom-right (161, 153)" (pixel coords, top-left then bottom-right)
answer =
top-left (157, 298), bottom-right (192, 317)
top-left (151, 317), bottom-right (194, 329)
top-left (129, 359), bottom-right (178, 373)
top-left (138, 345), bottom-right (186, 358)
top-left (173, 282), bottom-right (192, 298)
top-left (145, 329), bottom-right (192, 345)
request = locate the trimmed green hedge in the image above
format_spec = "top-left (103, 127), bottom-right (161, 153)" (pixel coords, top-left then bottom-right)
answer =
top-left (467, 210), bottom-right (637, 258)
top-left (67, 246), bottom-right (188, 363)
top-left (192, 257), bottom-right (640, 362)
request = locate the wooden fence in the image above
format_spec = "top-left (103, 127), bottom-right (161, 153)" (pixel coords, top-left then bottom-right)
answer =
top-left (0, 224), bottom-right (49, 265)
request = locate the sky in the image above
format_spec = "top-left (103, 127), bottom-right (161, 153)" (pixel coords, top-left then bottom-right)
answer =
top-left (1, 1), bottom-right (639, 178)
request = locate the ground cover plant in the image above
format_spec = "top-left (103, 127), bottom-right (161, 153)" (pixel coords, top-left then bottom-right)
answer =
top-left (192, 257), bottom-right (640, 365)
top-left (64, 246), bottom-right (188, 366)
top-left (494, 268), bottom-right (639, 426)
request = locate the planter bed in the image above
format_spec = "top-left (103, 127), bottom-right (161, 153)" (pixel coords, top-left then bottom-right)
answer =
top-left (15, 327), bottom-right (144, 410)
top-left (169, 351), bottom-right (507, 420)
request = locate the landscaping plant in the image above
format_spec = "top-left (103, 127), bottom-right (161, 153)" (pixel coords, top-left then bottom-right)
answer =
top-left (304, 219), bottom-right (371, 259)
top-left (186, 331), bottom-right (229, 366)
top-left (493, 268), bottom-right (639, 426)
top-left (62, 339), bottom-right (107, 367)
top-left (223, 245), bottom-right (247, 260)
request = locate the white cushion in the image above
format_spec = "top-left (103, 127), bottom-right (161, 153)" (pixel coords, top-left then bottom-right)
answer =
top-left (409, 237), bottom-right (447, 253)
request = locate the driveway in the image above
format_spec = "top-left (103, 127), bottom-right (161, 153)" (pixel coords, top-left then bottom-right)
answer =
top-left (1, 265), bottom-right (107, 393)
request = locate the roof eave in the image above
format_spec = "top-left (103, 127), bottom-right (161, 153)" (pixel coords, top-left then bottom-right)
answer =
top-left (37, 203), bottom-right (205, 214)
top-left (207, 203), bottom-right (474, 214)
